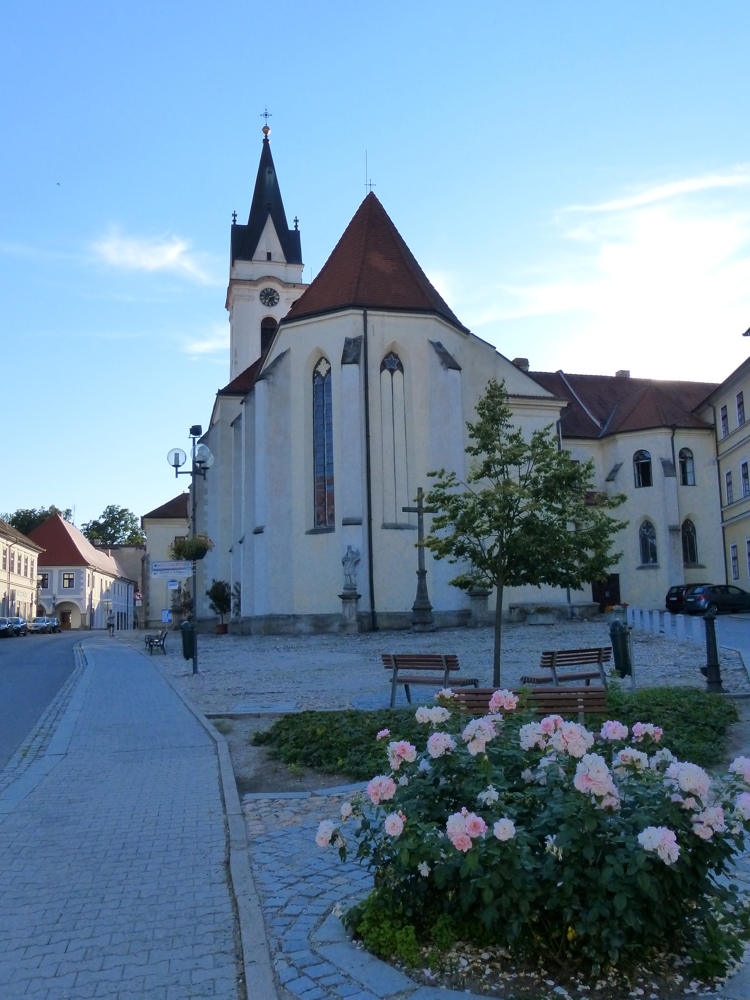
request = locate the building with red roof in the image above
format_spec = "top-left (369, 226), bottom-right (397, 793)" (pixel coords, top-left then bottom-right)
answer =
top-left (28, 514), bottom-right (135, 630)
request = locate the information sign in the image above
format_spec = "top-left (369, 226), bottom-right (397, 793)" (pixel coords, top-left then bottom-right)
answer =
top-left (151, 560), bottom-right (192, 579)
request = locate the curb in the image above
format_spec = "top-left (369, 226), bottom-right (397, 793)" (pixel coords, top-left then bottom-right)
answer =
top-left (149, 652), bottom-right (279, 1000)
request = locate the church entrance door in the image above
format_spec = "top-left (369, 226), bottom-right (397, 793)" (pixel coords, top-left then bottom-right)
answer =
top-left (591, 574), bottom-right (621, 612)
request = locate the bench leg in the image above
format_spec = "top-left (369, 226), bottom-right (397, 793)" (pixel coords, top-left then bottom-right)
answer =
top-left (390, 672), bottom-right (398, 709)
top-left (404, 684), bottom-right (411, 704)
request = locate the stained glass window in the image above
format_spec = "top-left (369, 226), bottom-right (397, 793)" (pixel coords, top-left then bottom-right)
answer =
top-left (681, 519), bottom-right (698, 565)
top-left (313, 358), bottom-right (335, 528)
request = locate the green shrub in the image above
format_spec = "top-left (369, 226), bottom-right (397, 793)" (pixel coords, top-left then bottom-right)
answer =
top-left (317, 692), bottom-right (750, 976)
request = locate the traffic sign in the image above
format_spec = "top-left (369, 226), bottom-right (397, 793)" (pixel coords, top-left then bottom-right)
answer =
top-left (167, 580), bottom-right (180, 590)
top-left (151, 560), bottom-right (192, 578)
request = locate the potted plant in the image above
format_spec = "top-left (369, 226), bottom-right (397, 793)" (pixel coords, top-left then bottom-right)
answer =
top-left (605, 603), bottom-right (629, 624)
top-left (169, 535), bottom-right (214, 561)
top-left (206, 580), bottom-right (231, 634)
top-left (527, 605), bottom-right (557, 625)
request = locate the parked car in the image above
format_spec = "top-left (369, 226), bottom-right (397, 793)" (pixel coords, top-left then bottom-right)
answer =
top-left (47, 617), bottom-right (61, 633)
top-left (665, 584), bottom-right (710, 613)
top-left (9, 617), bottom-right (28, 636)
top-left (684, 584), bottom-right (750, 615)
top-left (0, 618), bottom-right (13, 638)
top-left (29, 617), bottom-right (51, 634)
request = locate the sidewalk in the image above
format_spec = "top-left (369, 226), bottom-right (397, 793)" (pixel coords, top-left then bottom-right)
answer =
top-left (0, 639), bottom-right (253, 1000)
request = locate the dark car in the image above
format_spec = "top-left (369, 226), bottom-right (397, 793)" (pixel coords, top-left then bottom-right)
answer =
top-left (665, 584), bottom-right (710, 614)
top-left (9, 617), bottom-right (28, 636)
top-left (0, 618), bottom-right (13, 638)
top-left (29, 616), bottom-right (51, 634)
top-left (47, 617), bottom-right (62, 633)
top-left (684, 584), bottom-right (750, 615)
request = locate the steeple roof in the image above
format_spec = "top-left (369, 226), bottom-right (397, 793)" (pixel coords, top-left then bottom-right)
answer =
top-left (283, 192), bottom-right (468, 332)
top-left (231, 134), bottom-right (302, 265)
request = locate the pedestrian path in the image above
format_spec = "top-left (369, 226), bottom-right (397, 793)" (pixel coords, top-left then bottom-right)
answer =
top-left (0, 640), bottom-right (241, 1000)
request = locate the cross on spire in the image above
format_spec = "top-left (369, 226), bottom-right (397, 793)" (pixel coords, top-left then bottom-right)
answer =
top-left (260, 107), bottom-right (272, 121)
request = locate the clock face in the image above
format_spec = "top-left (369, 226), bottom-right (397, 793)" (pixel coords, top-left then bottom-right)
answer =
top-left (259, 287), bottom-right (280, 307)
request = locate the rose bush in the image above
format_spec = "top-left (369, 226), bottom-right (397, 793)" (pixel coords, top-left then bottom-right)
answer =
top-left (316, 690), bottom-right (750, 975)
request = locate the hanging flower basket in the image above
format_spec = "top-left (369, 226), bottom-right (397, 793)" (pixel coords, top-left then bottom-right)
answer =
top-left (169, 535), bottom-right (214, 561)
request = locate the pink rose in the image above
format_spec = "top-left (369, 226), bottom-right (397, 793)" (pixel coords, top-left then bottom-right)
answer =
top-left (315, 820), bottom-right (335, 848)
top-left (489, 689), bottom-right (518, 714)
top-left (387, 740), bottom-right (417, 771)
top-left (464, 813), bottom-right (488, 839)
top-left (736, 792), bottom-right (750, 821)
top-left (632, 722), bottom-right (663, 744)
top-left (427, 732), bottom-right (456, 758)
top-left (539, 715), bottom-right (564, 736)
top-left (730, 756), bottom-right (750, 783)
top-left (451, 832), bottom-right (473, 852)
top-left (600, 720), bottom-right (629, 741)
top-left (367, 774), bottom-right (397, 804)
top-left (384, 812), bottom-right (404, 837)
top-left (376, 729), bottom-right (390, 741)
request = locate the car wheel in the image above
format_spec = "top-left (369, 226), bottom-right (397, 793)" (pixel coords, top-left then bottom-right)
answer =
top-left (706, 602), bottom-right (719, 615)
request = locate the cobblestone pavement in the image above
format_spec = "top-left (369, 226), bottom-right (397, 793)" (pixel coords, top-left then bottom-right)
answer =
top-left (114, 621), bottom-right (750, 716)
top-left (0, 640), bottom-right (241, 1000)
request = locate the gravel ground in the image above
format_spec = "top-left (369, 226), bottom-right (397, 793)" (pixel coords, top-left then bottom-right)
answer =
top-left (115, 620), bottom-right (750, 715)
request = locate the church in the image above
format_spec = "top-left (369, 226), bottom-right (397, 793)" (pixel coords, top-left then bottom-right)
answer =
top-left (191, 129), bottom-right (725, 632)
top-left (193, 128), bottom-right (572, 632)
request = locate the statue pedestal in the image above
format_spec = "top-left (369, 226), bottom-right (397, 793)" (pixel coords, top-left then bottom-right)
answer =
top-left (468, 588), bottom-right (491, 628)
top-left (339, 591), bottom-right (361, 633)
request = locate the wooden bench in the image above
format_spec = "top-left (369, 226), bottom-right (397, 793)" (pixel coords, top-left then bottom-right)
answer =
top-left (452, 685), bottom-right (607, 724)
top-left (520, 647), bottom-right (610, 688)
top-left (382, 653), bottom-right (479, 708)
top-left (144, 629), bottom-right (167, 655)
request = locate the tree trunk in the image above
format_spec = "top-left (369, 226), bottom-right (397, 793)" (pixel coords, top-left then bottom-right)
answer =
top-left (493, 571), bottom-right (504, 688)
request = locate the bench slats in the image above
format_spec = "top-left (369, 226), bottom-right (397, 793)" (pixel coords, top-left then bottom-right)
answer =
top-left (453, 686), bottom-right (606, 723)
top-left (533, 647), bottom-right (610, 688)
top-left (382, 653), bottom-right (477, 707)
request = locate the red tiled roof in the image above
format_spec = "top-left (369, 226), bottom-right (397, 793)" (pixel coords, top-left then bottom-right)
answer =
top-left (28, 514), bottom-right (129, 576)
top-left (284, 193), bottom-right (468, 331)
top-left (218, 357), bottom-right (263, 396)
top-left (528, 371), bottom-right (717, 438)
top-left (141, 494), bottom-right (189, 521)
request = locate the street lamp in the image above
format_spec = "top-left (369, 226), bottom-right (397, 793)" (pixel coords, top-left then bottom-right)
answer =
top-left (167, 425), bottom-right (214, 673)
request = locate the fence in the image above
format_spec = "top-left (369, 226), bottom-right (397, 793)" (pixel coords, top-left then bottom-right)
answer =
top-left (625, 607), bottom-right (705, 646)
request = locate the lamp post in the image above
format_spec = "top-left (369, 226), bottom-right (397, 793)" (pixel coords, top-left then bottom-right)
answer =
top-left (167, 425), bottom-right (214, 674)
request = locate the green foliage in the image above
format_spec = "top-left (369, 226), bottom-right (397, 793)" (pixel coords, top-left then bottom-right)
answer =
top-left (605, 686), bottom-right (739, 767)
top-left (1, 506), bottom-right (73, 535)
top-left (321, 696), bottom-right (750, 976)
top-left (423, 379), bottom-right (627, 683)
top-left (82, 505), bottom-right (145, 546)
top-left (169, 535), bottom-right (213, 560)
top-left (251, 709), bottom-right (424, 779)
top-left (206, 580), bottom-right (231, 622)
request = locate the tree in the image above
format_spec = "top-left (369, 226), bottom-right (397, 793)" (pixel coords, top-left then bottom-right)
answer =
top-left (1, 506), bottom-right (73, 535)
top-left (423, 379), bottom-right (627, 686)
top-left (81, 505), bottom-right (145, 546)
top-left (206, 580), bottom-right (232, 624)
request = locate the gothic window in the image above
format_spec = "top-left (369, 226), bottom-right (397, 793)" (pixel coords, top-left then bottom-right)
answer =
top-left (639, 520), bottom-right (658, 565)
top-left (313, 358), bottom-right (335, 528)
top-left (679, 448), bottom-right (695, 486)
top-left (633, 450), bottom-right (652, 488)
top-left (260, 317), bottom-right (278, 355)
top-left (380, 352), bottom-right (409, 525)
top-left (681, 519), bottom-right (698, 565)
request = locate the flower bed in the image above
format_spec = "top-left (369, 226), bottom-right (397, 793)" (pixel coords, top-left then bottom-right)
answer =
top-left (316, 690), bottom-right (750, 979)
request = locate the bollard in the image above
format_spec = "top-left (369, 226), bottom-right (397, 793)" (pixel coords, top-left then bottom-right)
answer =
top-left (702, 611), bottom-right (723, 692)
top-left (181, 618), bottom-right (196, 671)
top-left (610, 619), bottom-right (632, 677)
top-left (676, 614), bottom-right (685, 645)
top-left (663, 612), bottom-right (672, 638)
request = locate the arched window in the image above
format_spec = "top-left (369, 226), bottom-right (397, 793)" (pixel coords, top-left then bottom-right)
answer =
top-left (633, 450), bottom-right (652, 488)
top-left (380, 352), bottom-right (409, 525)
top-left (639, 520), bottom-right (658, 564)
top-left (679, 448), bottom-right (695, 486)
top-left (313, 358), bottom-right (334, 528)
top-left (260, 317), bottom-right (278, 355)
top-left (682, 519), bottom-right (698, 565)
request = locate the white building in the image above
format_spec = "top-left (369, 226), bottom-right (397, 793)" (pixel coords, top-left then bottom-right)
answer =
top-left (28, 514), bottom-right (135, 630)
top-left (0, 519), bottom-right (44, 619)
top-left (141, 493), bottom-right (190, 628)
top-left (193, 131), bottom-right (570, 632)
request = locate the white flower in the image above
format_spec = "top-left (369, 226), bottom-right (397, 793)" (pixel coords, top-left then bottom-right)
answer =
top-left (417, 861), bottom-right (430, 876)
top-left (316, 820), bottom-right (335, 848)
top-left (638, 825), bottom-right (680, 865)
top-left (612, 747), bottom-right (649, 772)
top-left (545, 834), bottom-right (563, 860)
top-left (384, 812), bottom-right (405, 837)
top-left (427, 732), bottom-right (457, 759)
top-left (549, 722), bottom-right (595, 759)
top-left (735, 792), bottom-right (750, 821)
top-left (665, 761), bottom-right (711, 803)
top-left (493, 818), bottom-right (516, 841)
top-left (418, 758), bottom-right (432, 773)
top-left (649, 748), bottom-right (676, 771)
top-left (340, 801), bottom-right (353, 820)
top-left (477, 784), bottom-right (499, 805)
top-left (519, 722), bottom-right (547, 751)
top-left (729, 756), bottom-right (750, 783)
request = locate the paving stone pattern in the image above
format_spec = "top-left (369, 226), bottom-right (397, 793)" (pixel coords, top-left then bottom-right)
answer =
top-left (0, 640), bottom-right (241, 1000)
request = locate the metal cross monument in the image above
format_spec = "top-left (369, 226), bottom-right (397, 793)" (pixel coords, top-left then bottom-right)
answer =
top-left (402, 487), bottom-right (435, 632)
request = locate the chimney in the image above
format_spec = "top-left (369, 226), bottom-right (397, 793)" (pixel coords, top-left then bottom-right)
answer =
top-left (615, 370), bottom-right (631, 378)
top-left (512, 358), bottom-right (530, 372)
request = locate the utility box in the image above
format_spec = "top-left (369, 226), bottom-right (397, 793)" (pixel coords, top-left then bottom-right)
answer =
top-left (609, 618), bottom-right (631, 677)
top-left (181, 619), bottom-right (195, 661)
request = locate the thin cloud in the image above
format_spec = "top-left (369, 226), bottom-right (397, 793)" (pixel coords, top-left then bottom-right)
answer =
top-left (566, 171), bottom-right (750, 214)
top-left (92, 231), bottom-right (216, 283)
top-left (182, 325), bottom-right (229, 357)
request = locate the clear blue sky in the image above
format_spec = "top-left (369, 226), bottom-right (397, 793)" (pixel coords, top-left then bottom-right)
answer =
top-left (3, 1), bottom-right (750, 525)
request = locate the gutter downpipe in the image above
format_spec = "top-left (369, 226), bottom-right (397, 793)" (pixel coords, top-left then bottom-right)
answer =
top-left (363, 309), bottom-right (377, 630)
top-left (710, 404), bottom-right (730, 585)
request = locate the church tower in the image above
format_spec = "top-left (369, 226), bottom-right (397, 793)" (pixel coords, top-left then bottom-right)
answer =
top-left (226, 126), bottom-right (307, 380)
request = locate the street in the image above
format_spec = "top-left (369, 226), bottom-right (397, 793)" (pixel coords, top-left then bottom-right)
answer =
top-left (0, 631), bottom-right (79, 771)
top-left (716, 613), bottom-right (750, 658)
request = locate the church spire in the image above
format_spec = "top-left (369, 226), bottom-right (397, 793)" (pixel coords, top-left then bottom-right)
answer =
top-left (231, 126), bottom-right (302, 265)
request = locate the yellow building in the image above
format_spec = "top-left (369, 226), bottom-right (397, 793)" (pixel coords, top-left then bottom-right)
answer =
top-left (698, 357), bottom-right (750, 586)
top-left (0, 519), bottom-right (45, 618)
